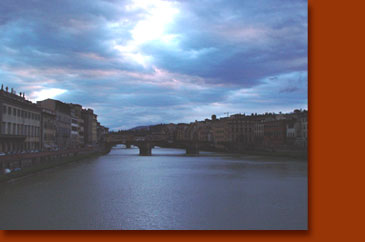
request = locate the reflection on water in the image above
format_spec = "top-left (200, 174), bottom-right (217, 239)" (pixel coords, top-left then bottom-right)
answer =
top-left (0, 147), bottom-right (307, 230)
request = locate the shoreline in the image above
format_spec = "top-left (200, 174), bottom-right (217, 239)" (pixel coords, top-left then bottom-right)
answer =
top-left (0, 150), bottom-right (104, 183)
top-left (1, 146), bottom-right (307, 183)
top-left (158, 144), bottom-right (307, 160)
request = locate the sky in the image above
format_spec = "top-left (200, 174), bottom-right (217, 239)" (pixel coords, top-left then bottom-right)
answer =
top-left (0, 0), bottom-right (307, 130)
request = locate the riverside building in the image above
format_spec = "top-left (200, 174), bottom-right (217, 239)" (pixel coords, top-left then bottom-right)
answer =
top-left (82, 109), bottom-right (98, 146)
top-left (37, 99), bottom-right (72, 150)
top-left (69, 104), bottom-right (84, 148)
top-left (0, 86), bottom-right (41, 153)
top-left (40, 108), bottom-right (56, 151)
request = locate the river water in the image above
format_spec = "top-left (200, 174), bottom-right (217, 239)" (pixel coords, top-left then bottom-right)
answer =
top-left (0, 146), bottom-right (307, 230)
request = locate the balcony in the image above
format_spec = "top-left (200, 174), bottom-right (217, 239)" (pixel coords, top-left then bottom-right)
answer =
top-left (0, 134), bottom-right (26, 141)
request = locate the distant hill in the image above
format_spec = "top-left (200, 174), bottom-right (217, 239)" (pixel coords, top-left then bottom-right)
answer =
top-left (128, 125), bottom-right (150, 131)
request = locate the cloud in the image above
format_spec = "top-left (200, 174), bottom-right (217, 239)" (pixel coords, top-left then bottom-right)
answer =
top-left (30, 88), bottom-right (67, 102)
top-left (0, 0), bottom-right (307, 130)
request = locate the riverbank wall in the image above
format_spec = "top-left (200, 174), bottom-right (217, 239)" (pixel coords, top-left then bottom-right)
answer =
top-left (159, 143), bottom-right (307, 159)
top-left (0, 146), bottom-right (108, 182)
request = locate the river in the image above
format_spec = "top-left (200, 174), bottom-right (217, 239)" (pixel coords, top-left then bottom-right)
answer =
top-left (0, 146), bottom-right (307, 230)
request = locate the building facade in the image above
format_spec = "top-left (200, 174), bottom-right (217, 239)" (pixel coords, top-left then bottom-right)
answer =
top-left (69, 104), bottom-right (84, 148)
top-left (37, 99), bottom-right (72, 150)
top-left (40, 108), bottom-right (56, 151)
top-left (97, 122), bottom-right (109, 144)
top-left (82, 109), bottom-right (98, 146)
top-left (175, 123), bottom-right (189, 142)
top-left (1, 87), bottom-right (41, 153)
top-left (263, 119), bottom-right (287, 149)
top-left (211, 117), bottom-right (230, 150)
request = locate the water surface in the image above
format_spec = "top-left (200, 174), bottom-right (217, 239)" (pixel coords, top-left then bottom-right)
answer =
top-left (0, 147), bottom-right (307, 230)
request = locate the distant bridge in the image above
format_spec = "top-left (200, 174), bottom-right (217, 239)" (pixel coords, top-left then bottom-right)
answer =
top-left (104, 133), bottom-right (210, 156)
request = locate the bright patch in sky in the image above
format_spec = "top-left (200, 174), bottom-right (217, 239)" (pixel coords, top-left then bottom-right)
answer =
top-left (114, 0), bottom-right (179, 67)
top-left (129, 0), bottom-right (179, 44)
top-left (30, 88), bottom-right (67, 102)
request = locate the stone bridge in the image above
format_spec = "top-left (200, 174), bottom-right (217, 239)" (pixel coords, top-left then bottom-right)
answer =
top-left (104, 133), bottom-right (207, 156)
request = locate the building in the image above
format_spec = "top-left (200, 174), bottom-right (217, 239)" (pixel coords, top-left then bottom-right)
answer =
top-left (228, 114), bottom-right (265, 150)
top-left (97, 122), bottom-right (109, 144)
top-left (292, 110), bottom-right (308, 148)
top-left (299, 115), bottom-right (308, 147)
top-left (196, 121), bottom-right (213, 143)
top-left (82, 109), bottom-right (98, 146)
top-left (69, 104), bottom-right (84, 148)
top-left (78, 117), bottom-right (85, 146)
top-left (40, 108), bottom-right (56, 151)
top-left (175, 123), bottom-right (189, 142)
top-left (92, 114), bottom-right (97, 144)
top-left (211, 117), bottom-right (230, 150)
top-left (0, 86), bottom-right (41, 153)
top-left (263, 119), bottom-right (287, 149)
top-left (162, 123), bottom-right (176, 142)
top-left (253, 116), bottom-right (265, 146)
top-left (37, 99), bottom-right (72, 150)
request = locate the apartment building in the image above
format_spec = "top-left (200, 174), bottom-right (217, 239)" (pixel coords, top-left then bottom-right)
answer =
top-left (82, 109), bottom-right (98, 145)
top-left (40, 108), bottom-right (56, 151)
top-left (37, 99), bottom-right (72, 150)
top-left (0, 86), bottom-right (41, 153)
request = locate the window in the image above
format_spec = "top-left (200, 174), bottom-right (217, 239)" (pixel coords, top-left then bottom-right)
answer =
top-left (13, 108), bottom-right (16, 116)
top-left (8, 107), bottom-right (11, 115)
top-left (1, 122), bottom-right (5, 134)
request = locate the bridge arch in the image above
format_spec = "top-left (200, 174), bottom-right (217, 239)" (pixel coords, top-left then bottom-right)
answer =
top-left (105, 133), bottom-right (203, 156)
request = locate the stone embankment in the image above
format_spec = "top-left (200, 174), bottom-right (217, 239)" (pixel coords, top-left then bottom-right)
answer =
top-left (0, 145), bottom-right (108, 182)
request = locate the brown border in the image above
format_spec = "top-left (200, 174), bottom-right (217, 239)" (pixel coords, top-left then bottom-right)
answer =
top-left (2, 0), bottom-right (362, 240)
